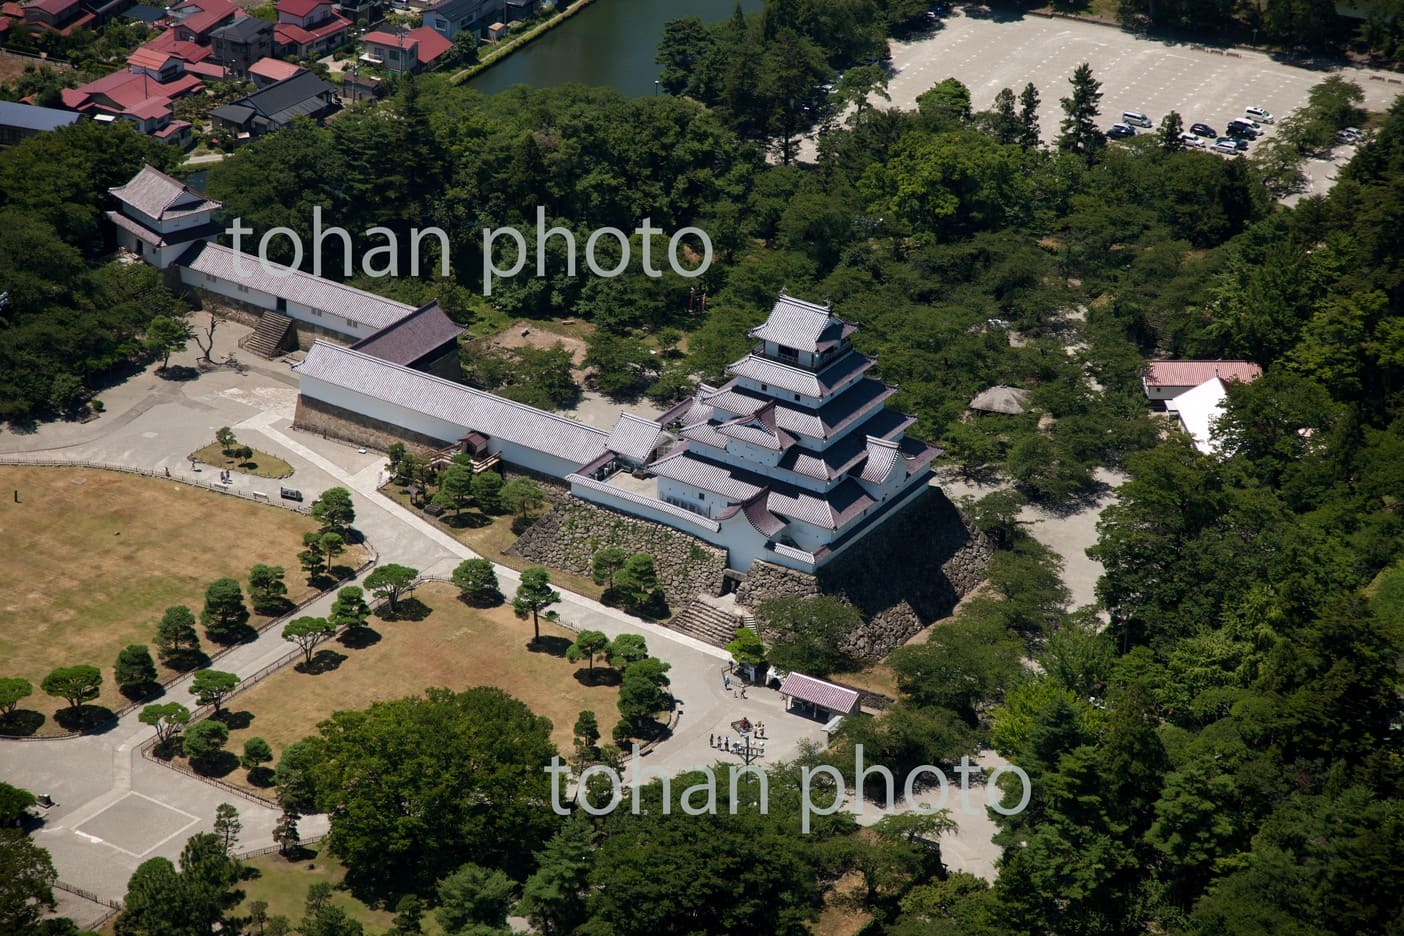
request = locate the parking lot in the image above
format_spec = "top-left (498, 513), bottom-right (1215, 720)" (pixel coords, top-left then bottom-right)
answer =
top-left (806, 7), bottom-right (1402, 187)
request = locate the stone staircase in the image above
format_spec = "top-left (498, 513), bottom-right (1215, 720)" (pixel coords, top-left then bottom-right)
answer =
top-left (244, 311), bottom-right (294, 359)
top-left (666, 598), bottom-right (748, 648)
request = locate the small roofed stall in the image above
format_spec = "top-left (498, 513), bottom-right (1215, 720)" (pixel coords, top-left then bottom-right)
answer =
top-left (778, 672), bottom-right (860, 737)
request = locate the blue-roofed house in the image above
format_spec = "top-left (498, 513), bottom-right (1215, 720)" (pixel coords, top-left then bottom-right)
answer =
top-left (0, 100), bottom-right (80, 146)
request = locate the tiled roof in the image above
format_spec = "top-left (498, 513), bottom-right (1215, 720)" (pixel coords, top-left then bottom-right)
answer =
top-left (703, 378), bottom-right (897, 441)
top-left (748, 292), bottom-right (858, 353)
top-left (297, 341), bottom-right (610, 465)
top-left (649, 446), bottom-right (763, 501)
top-left (128, 46), bottom-right (176, 70)
top-left (212, 70), bottom-right (336, 127)
top-left (726, 351), bottom-right (874, 398)
top-left (1143, 360), bottom-right (1261, 388)
top-left (716, 401), bottom-right (795, 451)
top-left (968, 385), bottom-right (1030, 414)
top-left (679, 421), bottom-right (728, 451)
top-left (778, 672), bottom-right (860, 715)
top-left (0, 100), bottom-right (79, 132)
top-left (65, 70), bottom-right (202, 113)
top-left (778, 410), bottom-right (913, 481)
top-left (858, 436), bottom-right (901, 484)
top-left (767, 478), bottom-right (874, 529)
top-left (110, 164), bottom-right (220, 220)
top-left (742, 493), bottom-right (786, 537)
top-left (606, 412), bottom-right (663, 463)
top-left (349, 301), bottom-right (463, 366)
top-left (182, 242), bottom-right (415, 331)
top-left (248, 56), bottom-right (303, 82)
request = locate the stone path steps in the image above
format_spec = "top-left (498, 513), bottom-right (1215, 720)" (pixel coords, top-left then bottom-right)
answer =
top-left (244, 312), bottom-right (294, 359)
top-left (665, 598), bottom-right (747, 648)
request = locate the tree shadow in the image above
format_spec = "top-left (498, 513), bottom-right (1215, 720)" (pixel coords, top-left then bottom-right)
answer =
top-left (54, 705), bottom-right (116, 733)
top-left (162, 649), bottom-right (211, 673)
top-left (206, 624), bottom-right (258, 646)
top-left (530, 635), bottom-right (572, 658)
top-left (327, 564), bottom-right (357, 583)
top-left (337, 626), bottom-right (381, 649)
top-left (247, 766), bottom-right (276, 788)
top-left (190, 750), bottom-right (240, 778)
top-left (442, 510), bottom-right (492, 530)
top-left (573, 668), bottom-right (622, 688)
top-left (377, 597), bottom-right (430, 622)
top-left (252, 597), bottom-right (295, 618)
top-left (455, 591), bottom-right (505, 610)
top-left (294, 649), bottom-right (347, 674)
top-left (120, 681), bottom-right (163, 703)
top-left (152, 737), bottom-right (183, 760)
top-left (158, 365), bottom-right (200, 382)
top-left (213, 709), bottom-right (254, 730)
top-left (0, 710), bottom-right (45, 737)
top-left (510, 514), bottom-right (535, 535)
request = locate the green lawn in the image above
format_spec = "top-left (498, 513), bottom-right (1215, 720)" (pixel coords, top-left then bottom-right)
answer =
top-left (237, 846), bottom-right (444, 933)
top-left (189, 441), bottom-right (294, 479)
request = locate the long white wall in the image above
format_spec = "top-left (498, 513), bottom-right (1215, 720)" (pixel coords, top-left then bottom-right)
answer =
top-left (179, 266), bottom-right (363, 342)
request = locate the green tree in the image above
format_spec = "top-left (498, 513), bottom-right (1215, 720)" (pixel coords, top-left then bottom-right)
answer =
top-left (513, 567), bottom-right (561, 643)
top-left (916, 77), bottom-right (973, 127)
top-left (433, 462), bottom-right (474, 520)
top-left (755, 595), bottom-right (860, 678)
top-left (299, 531), bottom-right (327, 579)
top-left (200, 578), bottom-right (250, 644)
top-left (190, 669), bottom-right (240, 714)
top-left (613, 552), bottom-right (659, 609)
top-left (500, 476), bottom-right (545, 520)
top-left (182, 719), bottom-right (230, 764)
top-left (319, 532), bottom-right (345, 572)
top-left (573, 710), bottom-right (600, 766)
top-left (312, 487), bottom-right (355, 534)
top-left (273, 808), bottom-right (301, 858)
top-left (518, 817), bottom-right (594, 936)
top-left (242, 736), bottom-right (274, 771)
top-left (451, 558), bottom-right (501, 606)
top-left (0, 782), bottom-right (36, 826)
top-left (247, 564), bottom-right (288, 611)
top-left (40, 664), bottom-right (101, 711)
top-left (327, 586), bottom-right (371, 631)
top-left (213, 803), bottom-right (241, 855)
top-left (1058, 62), bottom-right (1104, 159)
top-left (725, 628), bottom-right (765, 666)
top-left (307, 687), bottom-right (558, 900)
top-left (364, 563), bottom-right (418, 614)
top-left (1158, 109), bottom-right (1185, 151)
top-left (283, 616), bottom-right (336, 667)
top-left (390, 895), bottom-right (424, 936)
top-left (144, 314), bottom-right (188, 371)
top-left (155, 606), bottom-right (201, 665)
top-left (606, 633), bottom-right (650, 670)
top-left (566, 630), bottom-right (610, 674)
top-left (114, 644), bottom-right (158, 696)
top-left (0, 677), bottom-right (34, 719)
top-left (471, 469), bottom-right (504, 514)
top-left (435, 863), bottom-right (515, 933)
top-left (215, 427), bottom-right (238, 456)
top-left (0, 830), bottom-right (56, 934)
top-left (140, 701), bottom-right (191, 745)
top-left (273, 739), bottom-right (324, 813)
top-left (617, 658), bottom-right (671, 728)
top-left (591, 546), bottom-right (629, 588)
top-left (987, 86), bottom-right (1021, 144)
top-left (1018, 82), bottom-right (1042, 148)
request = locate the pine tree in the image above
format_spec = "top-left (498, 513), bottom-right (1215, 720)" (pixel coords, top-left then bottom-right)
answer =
top-left (1058, 63), bottom-right (1104, 158)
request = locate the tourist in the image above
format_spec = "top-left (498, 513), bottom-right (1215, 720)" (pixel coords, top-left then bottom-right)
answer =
top-left (709, 733), bottom-right (714, 747)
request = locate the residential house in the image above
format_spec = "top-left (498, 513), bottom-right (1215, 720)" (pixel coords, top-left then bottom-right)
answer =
top-left (169, 0), bottom-right (237, 41)
top-left (210, 69), bottom-right (338, 140)
top-left (107, 163), bottom-right (222, 267)
top-left (21, 0), bottom-right (94, 33)
top-left (421, 0), bottom-right (486, 40)
top-left (210, 15), bottom-right (273, 76)
top-left (273, 0), bottom-right (350, 58)
top-left (60, 59), bottom-right (201, 143)
top-left (1142, 360), bottom-right (1261, 403)
top-left (247, 55), bottom-right (304, 88)
top-left (360, 25), bottom-right (452, 74)
top-left (503, 0), bottom-right (538, 22)
top-left (0, 99), bottom-right (79, 146)
top-left (339, 68), bottom-right (382, 104)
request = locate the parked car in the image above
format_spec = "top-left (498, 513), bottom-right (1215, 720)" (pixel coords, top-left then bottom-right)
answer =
top-left (1225, 121), bottom-right (1258, 140)
top-left (1244, 106), bottom-right (1274, 124)
top-left (1214, 137), bottom-right (1246, 154)
top-left (1179, 132), bottom-right (1206, 148)
top-left (1190, 123), bottom-right (1217, 138)
top-left (1338, 126), bottom-right (1365, 143)
top-left (1108, 122), bottom-right (1136, 138)
top-left (1122, 110), bottom-right (1153, 128)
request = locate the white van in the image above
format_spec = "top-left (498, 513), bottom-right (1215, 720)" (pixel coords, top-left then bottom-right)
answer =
top-left (1244, 106), bottom-right (1274, 124)
top-left (1122, 110), bottom-right (1153, 128)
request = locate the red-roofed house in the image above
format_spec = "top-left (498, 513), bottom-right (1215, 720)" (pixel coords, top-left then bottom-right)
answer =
top-left (60, 63), bottom-right (202, 144)
top-left (1142, 360), bottom-right (1262, 403)
top-left (361, 25), bottom-right (452, 74)
top-left (22, 0), bottom-right (93, 33)
top-left (170, 0), bottom-right (237, 41)
top-left (248, 55), bottom-right (304, 88)
top-left (273, 0), bottom-right (348, 57)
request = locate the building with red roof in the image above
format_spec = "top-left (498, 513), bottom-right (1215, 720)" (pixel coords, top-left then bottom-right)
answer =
top-left (21, 0), bottom-right (93, 33)
top-left (169, 0), bottom-right (237, 40)
top-left (273, 0), bottom-right (348, 57)
top-left (247, 55), bottom-right (304, 87)
top-left (1142, 360), bottom-right (1262, 402)
top-left (60, 63), bottom-right (202, 144)
top-left (361, 25), bottom-right (452, 74)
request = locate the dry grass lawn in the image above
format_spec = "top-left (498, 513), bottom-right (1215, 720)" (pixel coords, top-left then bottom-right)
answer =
top-left (211, 582), bottom-right (621, 790)
top-left (0, 466), bottom-right (351, 735)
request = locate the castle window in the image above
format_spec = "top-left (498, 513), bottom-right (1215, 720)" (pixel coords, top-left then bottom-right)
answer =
top-left (698, 492), bottom-right (705, 500)
top-left (794, 394), bottom-right (801, 401)
top-left (760, 383), bottom-right (767, 391)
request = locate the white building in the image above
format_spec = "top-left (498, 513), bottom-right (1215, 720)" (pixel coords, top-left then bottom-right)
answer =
top-left (106, 165), bottom-right (223, 269)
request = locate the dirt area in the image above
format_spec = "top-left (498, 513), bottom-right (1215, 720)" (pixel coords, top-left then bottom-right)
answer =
top-left (473, 320), bottom-right (591, 373)
top-left (0, 50), bottom-right (69, 86)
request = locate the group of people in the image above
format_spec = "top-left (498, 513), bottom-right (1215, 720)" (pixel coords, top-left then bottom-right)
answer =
top-left (709, 732), bottom-right (765, 755)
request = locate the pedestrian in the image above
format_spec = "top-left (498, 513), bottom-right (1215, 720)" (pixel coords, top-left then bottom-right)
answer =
top-left (709, 732), bottom-right (714, 747)
top-left (164, 466), bottom-right (170, 478)
top-left (740, 687), bottom-right (747, 699)
top-left (723, 675), bottom-right (730, 689)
